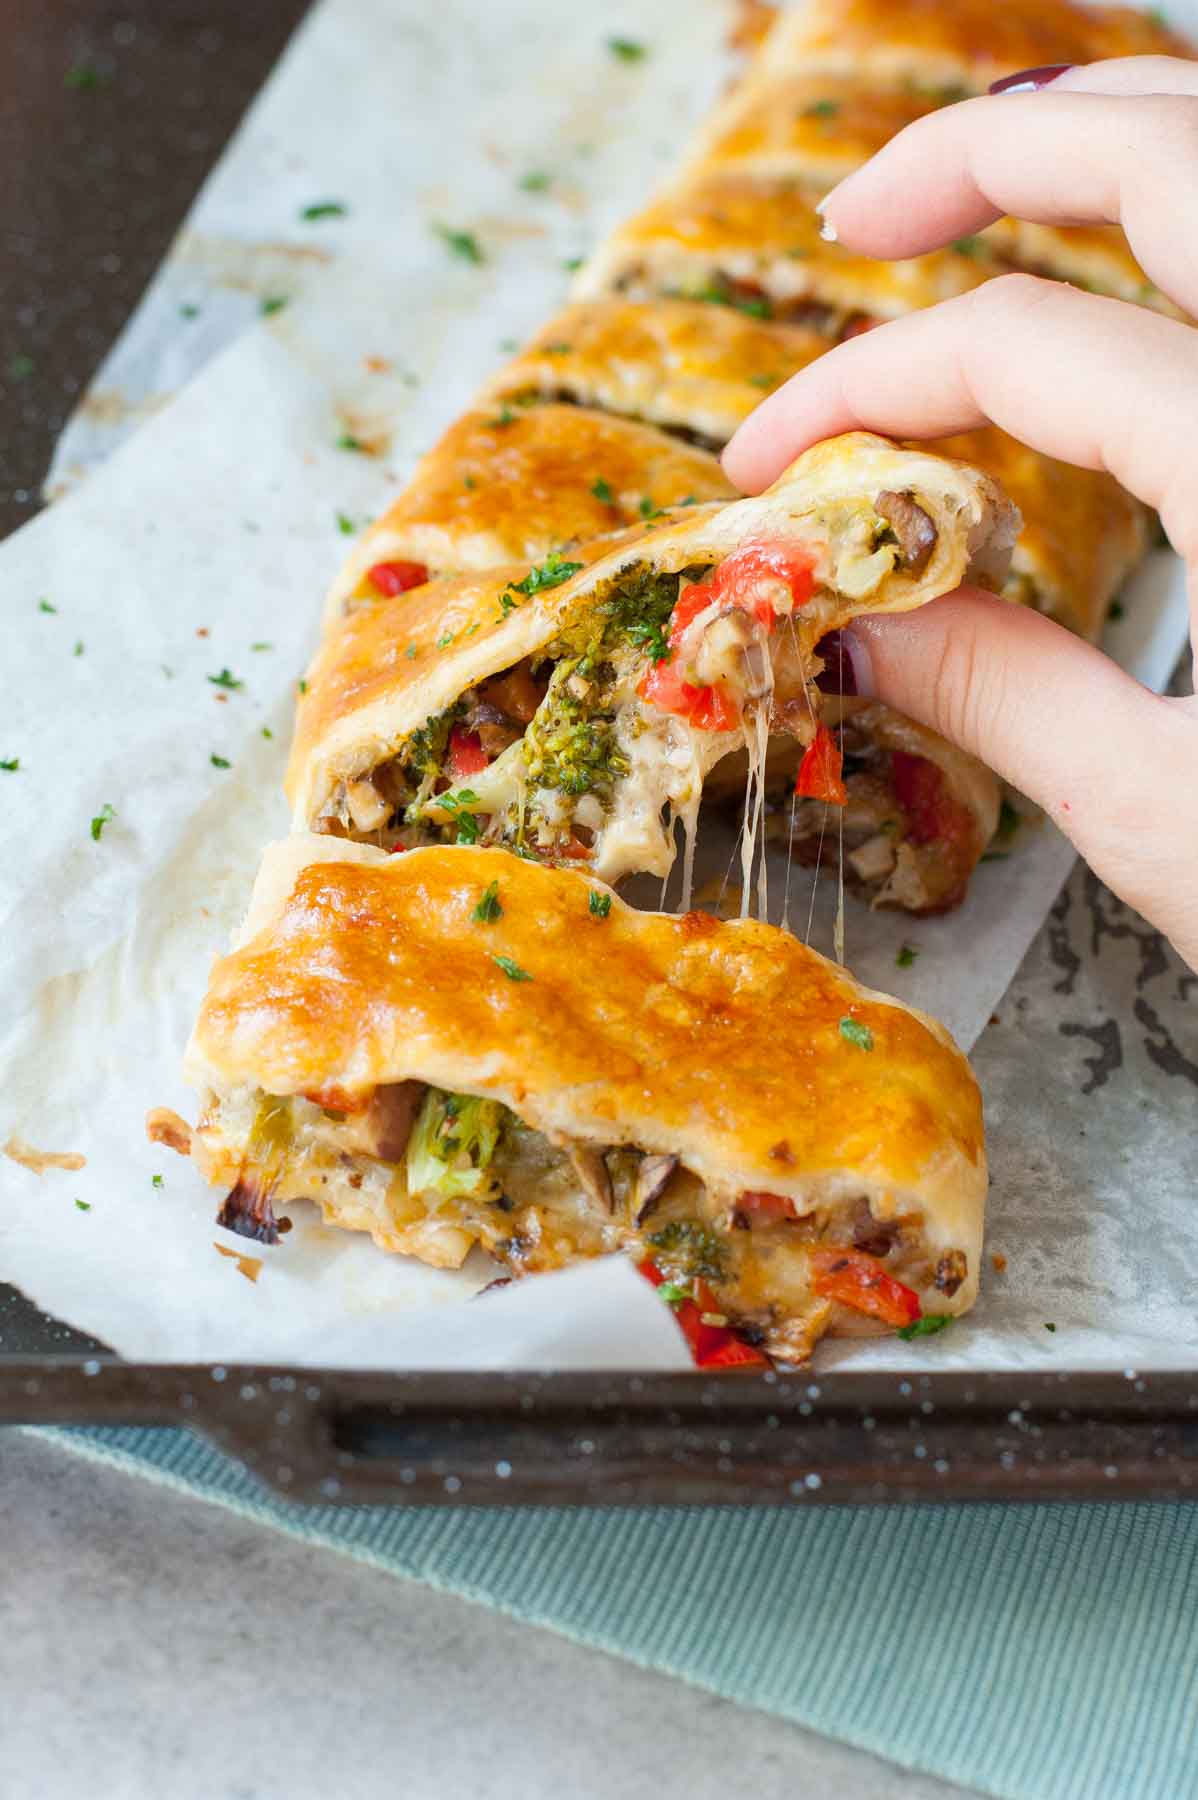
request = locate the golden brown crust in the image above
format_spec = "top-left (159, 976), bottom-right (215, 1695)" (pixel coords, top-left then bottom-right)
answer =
top-left (188, 841), bottom-right (986, 1245)
top-left (572, 174), bottom-right (997, 321)
top-left (289, 431), bottom-right (1019, 831)
top-left (757, 0), bottom-right (1193, 91)
top-left (326, 404), bottom-right (732, 617)
top-left (922, 428), bottom-right (1150, 638)
top-left (483, 300), bottom-right (831, 446)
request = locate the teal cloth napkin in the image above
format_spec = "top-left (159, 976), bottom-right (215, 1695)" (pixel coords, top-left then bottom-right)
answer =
top-left (42, 1424), bottom-right (1198, 1800)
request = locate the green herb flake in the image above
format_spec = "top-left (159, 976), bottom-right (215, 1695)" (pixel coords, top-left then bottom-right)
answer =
top-left (591, 477), bottom-right (614, 504)
top-left (543, 341), bottom-right (572, 354)
top-left (74, 1198), bottom-right (92, 1212)
top-left (839, 1016), bottom-right (874, 1051)
top-left (492, 953), bottom-right (532, 982)
top-left (1108, 599), bottom-right (1125, 622)
top-left (161, 665), bottom-right (175, 680)
top-left (1147, 5), bottom-right (1168, 24)
top-left (625, 618), bottom-right (671, 662)
top-left (9, 353), bottom-right (35, 381)
top-left (38, 599), bottom-right (57, 614)
top-left (802, 98), bottom-right (841, 118)
top-left (656, 1281), bottom-right (691, 1308)
top-left (434, 223), bottom-right (485, 265)
top-left (435, 788), bottom-right (482, 845)
top-left (261, 726), bottom-right (274, 740)
top-left (588, 890), bottom-right (612, 918)
top-left (952, 235), bottom-right (984, 258)
top-left (65, 61), bottom-right (107, 90)
top-left (404, 642), bottom-right (418, 659)
top-left (562, 255), bottom-right (584, 272)
top-left (1044, 1321), bottom-right (1057, 1332)
top-left (251, 641), bottom-right (273, 652)
top-left (297, 678), bottom-right (309, 695)
top-left (207, 668), bottom-right (243, 691)
top-left (463, 475), bottom-right (477, 491)
top-left (210, 753), bottom-right (231, 769)
top-left (748, 372), bottom-right (778, 388)
top-left (179, 304), bottom-right (200, 320)
top-left (301, 200), bottom-right (347, 222)
top-left (488, 404), bottom-right (517, 429)
top-left (0, 758), bottom-right (19, 772)
top-left (260, 295), bottom-right (288, 316)
top-left (151, 1174), bottom-right (164, 1190)
top-left (607, 36), bottom-right (647, 61)
top-left (896, 1313), bottom-right (954, 1341)
top-left (335, 511), bottom-right (356, 535)
top-left (73, 640), bottom-right (84, 656)
top-left (90, 803), bottom-right (116, 842)
top-left (508, 552), bottom-right (583, 597)
top-left (336, 431), bottom-right (366, 452)
top-left (895, 943), bottom-right (919, 969)
top-left (519, 170), bottom-right (552, 192)
top-left (435, 632), bottom-right (455, 649)
top-left (638, 495), bottom-right (664, 521)
top-left (472, 880), bottom-right (503, 924)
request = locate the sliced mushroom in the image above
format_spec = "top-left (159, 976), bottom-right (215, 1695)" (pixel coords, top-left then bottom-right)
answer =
top-left (344, 778), bottom-right (390, 833)
top-left (934, 1249), bottom-right (968, 1297)
top-left (569, 1144), bottom-right (613, 1213)
top-left (217, 1172), bottom-right (291, 1245)
top-left (360, 1081), bottom-right (424, 1163)
top-left (875, 490), bottom-right (937, 575)
top-left (692, 607), bottom-right (772, 700)
top-left (634, 1153), bottom-right (679, 1226)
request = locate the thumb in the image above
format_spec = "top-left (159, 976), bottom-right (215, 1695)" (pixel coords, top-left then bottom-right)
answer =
top-left (841, 590), bottom-right (1198, 952)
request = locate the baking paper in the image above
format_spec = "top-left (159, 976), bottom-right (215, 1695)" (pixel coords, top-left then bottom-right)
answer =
top-left (3, 0), bottom-right (1193, 1370)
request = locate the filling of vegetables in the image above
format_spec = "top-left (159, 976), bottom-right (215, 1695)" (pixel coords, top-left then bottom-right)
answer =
top-left (209, 1084), bottom-right (968, 1360)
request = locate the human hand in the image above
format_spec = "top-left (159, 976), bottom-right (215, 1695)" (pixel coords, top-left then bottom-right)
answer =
top-left (723, 58), bottom-right (1198, 972)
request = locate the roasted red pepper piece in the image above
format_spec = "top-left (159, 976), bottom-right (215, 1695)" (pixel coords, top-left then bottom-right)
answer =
top-left (638, 1261), bottom-right (769, 1369)
top-left (366, 559), bottom-right (428, 598)
top-left (446, 726), bottom-right (490, 782)
top-left (739, 1190), bottom-right (798, 1221)
top-left (795, 724), bottom-right (847, 805)
top-left (809, 1246), bottom-right (921, 1327)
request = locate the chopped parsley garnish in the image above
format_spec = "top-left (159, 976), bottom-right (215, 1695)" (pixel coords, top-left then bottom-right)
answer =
top-left (260, 295), bottom-right (288, 316)
top-left (748, 372), bottom-right (777, 388)
top-left (492, 953), bottom-right (532, 982)
top-left (38, 598), bottom-right (57, 614)
top-left (207, 668), bottom-right (243, 690)
top-left (463, 475), bottom-right (477, 490)
top-left (952, 236), bottom-right (984, 258)
top-left (301, 200), bottom-right (347, 221)
top-left (657, 1282), bottom-right (691, 1308)
top-left (336, 431), bottom-right (366, 451)
top-left (638, 496), bottom-right (664, 521)
top-left (90, 803), bottom-right (116, 841)
top-left (506, 552), bottom-right (583, 598)
top-left (261, 726), bottom-right (274, 740)
top-left (543, 341), bottom-right (572, 354)
top-left (591, 477), bottom-right (614, 504)
top-left (73, 640), bottom-right (84, 656)
top-left (802, 98), bottom-right (841, 118)
top-left (0, 758), bottom-right (19, 772)
top-left (10, 354), bottom-right (35, 381)
top-left (624, 619), bottom-right (671, 662)
top-left (648, 1221), bottom-right (726, 1282)
top-left (65, 61), bottom-right (107, 91)
top-left (736, 294), bottom-right (773, 319)
top-left (839, 1016), bottom-right (874, 1051)
top-left (335, 511), bottom-right (356, 535)
top-left (179, 304), bottom-right (200, 319)
top-left (472, 880), bottom-right (503, 924)
top-left (896, 1313), bottom-right (954, 1341)
top-left (895, 943), bottom-right (919, 969)
top-left (152, 1174), bottom-right (164, 1190)
top-left (74, 1198), bottom-right (91, 1212)
top-left (435, 632), bottom-right (455, 649)
top-left (489, 404), bottom-right (517, 429)
top-left (404, 642), bottom-right (418, 658)
top-left (434, 223), bottom-right (485, 264)
top-left (1044, 1321), bottom-right (1057, 1332)
top-left (438, 789), bottom-right (481, 844)
top-left (588, 890), bottom-right (612, 918)
top-left (607, 36), bottom-right (647, 60)
top-left (685, 278), bottom-right (774, 320)
top-left (210, 753), bottom-right (231, 769)
top-left (519, 169), bottom-right (552, 192)
top-left (251, 640), bottom-right (273, 652)
top-left (297, 678), bottom-right (308, 695)
top-left (562, 255), bottom-right (584, 272)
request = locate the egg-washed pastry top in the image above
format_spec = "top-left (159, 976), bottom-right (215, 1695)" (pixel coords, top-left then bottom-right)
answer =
top-left (185, 839), bottom-right (987, 1364)
top-left (288, 431), bottom-right (1017, 892)
top-left (755, 0), bottom-right (1192, 93)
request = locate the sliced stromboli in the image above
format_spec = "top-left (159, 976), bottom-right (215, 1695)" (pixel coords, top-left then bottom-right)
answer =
top-left (677, 72), bottom-right (1182, 318)
top-left (480, 299), bottom-right (832, 449)
top-left (754, 0), bottom-right (1191, 95)
top-left (324, 404), bottom-right (733, 623)
top-left (570, 176), bottom-right (997, 335)
top-left (183, 840), bottom-right (987, 1364)
top-left (287, 431), bottom-right (1018, 889)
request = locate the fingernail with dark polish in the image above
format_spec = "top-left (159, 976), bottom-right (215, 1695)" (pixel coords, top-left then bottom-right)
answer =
top-left (815, 629), bottom-right (870, 698)
top-left (989, 64), bottom-right (1072, 95)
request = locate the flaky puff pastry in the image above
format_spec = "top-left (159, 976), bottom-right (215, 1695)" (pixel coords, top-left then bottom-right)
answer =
top-left (325, 404), bottom-right (732, 621)
top-left (186, 839), bottom-right (987, 1353)
top-left (571, 175), bottom-right (997, 326)
top-left (287, 432), bottom-right (1018, 883)
top-left (755, 0), bottom-right (1193, 93)
top-left (482, 299), bottom-right (831, 449)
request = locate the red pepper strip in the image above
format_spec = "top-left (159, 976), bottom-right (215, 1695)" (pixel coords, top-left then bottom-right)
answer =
top-left (446, 726), bottom-right (490, 782)
top-left (301, 1084), bottom-right (370, 1115)
top-left (795, 724), bottom-right (847, 805)
top-left (891, 751), bottom-right (973, 849)
top-left (638, 1261), bottom-right (770, 1369)
top-left (809, 1246), bottom-right (921, 1328)
top-left (739, 1190), bottom-right (798, 1221)
top-left (367, 559), bottom-right (428, 598)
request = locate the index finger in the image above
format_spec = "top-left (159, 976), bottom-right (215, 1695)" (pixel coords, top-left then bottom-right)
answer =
top-left (722, 274), bottom-right (1198, 563)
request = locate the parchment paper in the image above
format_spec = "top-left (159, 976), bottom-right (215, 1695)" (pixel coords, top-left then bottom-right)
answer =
top-left (3, 0), bottom-right (1193, 1371)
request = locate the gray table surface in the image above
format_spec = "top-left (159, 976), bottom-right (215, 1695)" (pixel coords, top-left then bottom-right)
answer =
top-left (1, 1432), bottom-right (978, 1800)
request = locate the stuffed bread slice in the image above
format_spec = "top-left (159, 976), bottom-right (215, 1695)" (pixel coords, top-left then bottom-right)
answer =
top-left (570, 175), bottom-right (996, 337)
top-left (754, 0), bottom-right (1191, 95)
top-left (287, 431), bottom-right (1018, 890)
top-left (184, 839), bottom-right (987, 1365)
top-left (679, 72), bottom-right (1180, 317)
top-left (484, 303), bottom-right (1147, 637)
top-left (325, 403), bottom-right (732, 623)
